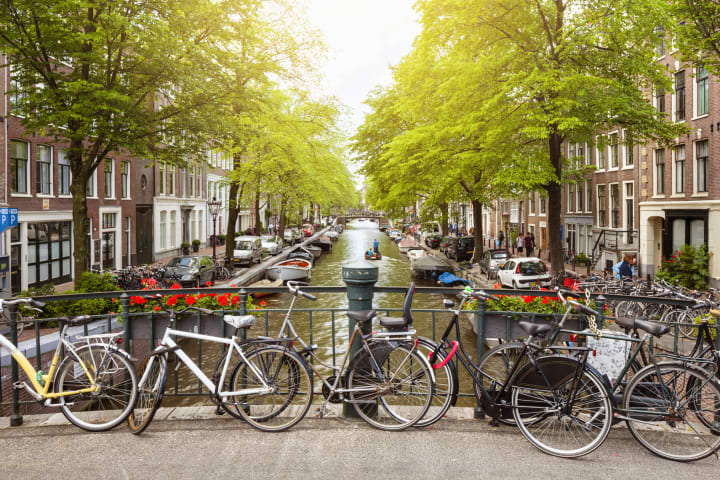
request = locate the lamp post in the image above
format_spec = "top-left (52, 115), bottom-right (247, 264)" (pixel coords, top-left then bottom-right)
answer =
top-left (208, 196), bottom-right (222, 260)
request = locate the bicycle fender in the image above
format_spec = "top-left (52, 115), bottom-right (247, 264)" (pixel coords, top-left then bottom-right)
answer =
top-left (511, 355), bottom-right (580, 390)
top-left (347, 341), bottom-right (396, 372)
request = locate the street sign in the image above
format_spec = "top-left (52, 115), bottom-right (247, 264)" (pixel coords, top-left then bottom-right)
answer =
top-left (0, 256), bottom-right (9, 273)
top-left (0, 208), bottom-right (18, 234)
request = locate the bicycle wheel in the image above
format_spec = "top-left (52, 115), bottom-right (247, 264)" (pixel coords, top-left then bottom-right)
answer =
top-left (127, 353), bottom-right (167, 434)
top-left (623, 362), bottom-right (720, 461)
top-left (512, 363), bottom-right (612, 458)
top-left (347, 344), bottom-right (433, 431)
top-left (475, 342), bottom-right (528, 426)
top-left (227, 346), bottom-right (312, 432)
top-left (414, 337), bottom-right (457, 427)
top-left (661, 309), bottom-right (696, 340)
top-left (54, 345), bottom-right (138, 432)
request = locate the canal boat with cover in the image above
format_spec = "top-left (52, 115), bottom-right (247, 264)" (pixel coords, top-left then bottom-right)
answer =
top-left (266, 259), bottom-right (313, 282)
top-left (305, 245), bottom-right (322, 258)
top-left (398, 237), bottom-right (420, 254)
top-left (410, 255), bottom-right (454, 279)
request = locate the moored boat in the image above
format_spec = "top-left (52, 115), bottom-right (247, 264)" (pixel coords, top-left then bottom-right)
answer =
top-left (410, 255), bottom-right (454, 280)
top-left (311, 236), bottom-right (333, 252)
top-left (398, 237), bottom-right (420, 254)
top-left (266, 259), bottom-right (313, 282)
top-left (305, 245), bottom-right (322, 258)
top-left (246, 278), bottom-right (284, 297)
top-left (326, 231), bottom-right (339, 240)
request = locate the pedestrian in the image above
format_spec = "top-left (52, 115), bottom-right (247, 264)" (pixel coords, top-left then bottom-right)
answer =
top-left (498, 230), bottom-right (505, 248)
top-left (618, 253), bottom-right (633, 281)
top-left (524, 232), bottom-right (533, 257)
top-left (517, 232), bottom-right (524, 255)
top-left (529, 233), bottom-right (535, 256)
top-left (373, 238), bottom-right (379, 253)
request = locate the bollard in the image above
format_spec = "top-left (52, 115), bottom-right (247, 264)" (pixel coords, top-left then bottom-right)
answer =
top-left (9, 304), bottom-right (23, 426)
top-left (342, 259), bottom-right (379, 417)
top-left (474, 298), bottom-right (487, 419)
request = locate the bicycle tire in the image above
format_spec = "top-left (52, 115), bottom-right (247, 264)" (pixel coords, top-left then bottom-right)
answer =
top-left (413, 337), bottom-right (457, 427)
top-left (127, 353), bottom-right (167, 434)
top-left (475, 342), bottom-right (528, 426)
top-left (623, 362), bottom-right (720, 462)
top-left (227, 346), bottom-right (313, 432)
top-left (512, 361), bottom-right (612, 458)
top-left (347, 344), bottom-right (433, 431)
top-left (54, 344), bottom-right (138, 432)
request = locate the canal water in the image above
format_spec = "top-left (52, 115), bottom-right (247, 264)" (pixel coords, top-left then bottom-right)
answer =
top-left (170, 219), bottom-right (480, 406)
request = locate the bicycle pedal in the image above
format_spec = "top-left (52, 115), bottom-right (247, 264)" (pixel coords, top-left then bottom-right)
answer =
top-left (215, 406), bottom-right (225, 416)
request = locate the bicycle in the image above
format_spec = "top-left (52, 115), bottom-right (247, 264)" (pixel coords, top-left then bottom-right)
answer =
top-left (274, 281), bottom-right (435, 431)
top-left (127, 296), bottom-right (313, 434)
top-left (214, 258), bottom-right (231, 282)
top-left (426, 287), bottom-right (613, 458)
top-left (0, 297), bottom-right (138, 431)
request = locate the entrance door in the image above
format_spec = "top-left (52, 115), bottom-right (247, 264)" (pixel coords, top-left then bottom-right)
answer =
top-left (102, 232), bottom-right (115, 270)
top-left (136, 208), bottom-right (153, 265)
top-left (10, 244), bottom-right (21, 294)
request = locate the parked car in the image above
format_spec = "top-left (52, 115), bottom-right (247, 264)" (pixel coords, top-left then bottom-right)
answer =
top-left (260, 235), bottom-right (282, 255)
top-left (424, 233), bottom-right (442, 249)
top-left (439, 236), bottom-right (453, 255)
top-left (497, 257), bottom-right (551, 289)
top-left (232, 235), bottom-right (263, 267)
top-left (479, 249), bottom-right (510, 279)
top-left (446, 236), bottom-right (475, 261)
top-left (302, 224), bottom-right (314, 237)
top-left (164, 255), bottom-right (215, 287)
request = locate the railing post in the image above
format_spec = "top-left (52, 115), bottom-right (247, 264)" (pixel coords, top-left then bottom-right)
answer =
top-left (8, 304), bottom-right (23, 427)
top-left (120, 293), bottom-right (130, 349)
top-left (238, 289), bottom-right (248, 341)
top-left (342, 260), bottom-right (378, 418)
top-left (474, 298), bottom-right (487, 419)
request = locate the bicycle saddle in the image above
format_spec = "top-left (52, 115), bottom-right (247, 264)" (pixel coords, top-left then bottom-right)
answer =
top-left (62, 315), bottom-right (92, 326)
top-left (614, 316), bottom-right (669, 337)
top-left (224, 315), bottom-right (255, 329)
top-left (347, 310), bottom-right (377, 323)
top-left (518, 321), bottom-right (553, 337)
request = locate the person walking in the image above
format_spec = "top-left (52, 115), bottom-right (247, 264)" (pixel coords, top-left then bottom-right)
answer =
top-left (524, 232), bottom-right (533, 257)
top-left (517, 233), bottom-right (524, 255)
top-left (529, 232), bottom-right (536, 257)
top-left (498, 230), bottom-right (505, 249)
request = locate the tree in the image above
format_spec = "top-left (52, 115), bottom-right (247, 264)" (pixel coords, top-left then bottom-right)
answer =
top-left (672, 0), bottom-right (720, 75)
top-left (0, 0), bottom-right (242, 276)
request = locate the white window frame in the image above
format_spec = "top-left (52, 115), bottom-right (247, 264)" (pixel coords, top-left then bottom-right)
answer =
top-left (693, 139), bottom-right (709, 196)
top-left (566, 183), bottom-right (574, 213)
top-left (104, 159), bottom-right (115, 199)
top-left (121, 161), bottom-right (131, 199)
top-left (159, 211), bottom-right (167, 249)
top-left (168, 166), bottom-right (175, 196)
top-left (99, 207), bottom-right (122, 271)
top-left (595, 137), bottom-right (606, 171)
top-left (622, 130), bottom-right (634, 169)
top-left (609, 182), bottom-right (620, 229)
top-left (576, 180), bottom-right (584, 213)
top-left (693, 64), bottom-right (709, 119)
top-left (57, 148), bottom-right (72, 197)
top-left (86, 168), bottom-right (98, 199)
top-left (159, 163), bottom-right (166, 196)
top-left (36, 144), bottom-right (53, 197)
top-left (170, 210), bottom-right (177, 248)
top-left (596, 184), bottom-right (607, 227)
top-left (673, 70), bottom-right (686, 123)
top-left (585, 180), bottom-right (592, 214)
top-left (10, 140), bottom-right (31, 197)
top-left (672, 145), bottom-right (685, 196)
top-left (654, 148), bottom-right (666, 197)
top-left (528, 192), bottom-right (535, 216)
top-left (608, 131), bottom-right (619, 171)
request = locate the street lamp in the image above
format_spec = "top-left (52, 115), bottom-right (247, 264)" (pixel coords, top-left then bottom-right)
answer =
top-left (208, 196), bottom-right (222, 260)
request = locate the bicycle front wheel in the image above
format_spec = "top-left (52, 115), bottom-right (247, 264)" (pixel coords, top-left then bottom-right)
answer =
top-left (54, 345), bottom-right (138, 432)
top-left (227, 346), bottom-right (312, 432)
top-left (623, 362), bottom-right (720, 462)
top-left (127, 353), bottom-right (167, 434)
top-left (512, 365), bottom-right (612, 458)
top-left (414, 337), bottom-right (457, 427)
top-left (476, 342), bottom-right (528, 426)
top-left (348, 344), bottom-right (433, 431)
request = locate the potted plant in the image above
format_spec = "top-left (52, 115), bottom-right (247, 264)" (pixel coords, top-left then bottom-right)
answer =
top-left (191, 239), bottom-right (201, 253)
top-left (180, 241), bottom-right (191, 255)
top-left (218, 234), bottom-right (226, 246)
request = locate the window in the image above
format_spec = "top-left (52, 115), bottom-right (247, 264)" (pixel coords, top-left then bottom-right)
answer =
top-left (102, 212), bottom-right (116, 229)
top-left (623, 131), bottom-right (634, 167)
top-left (656, 85), bottom-right (665, 113)
top-left (168, 166), bottom-right (175, 195)
top-left (160, 211), bottom-right (167, 249)
top-left (655, 26), bottom-right (665, 57)
top-left (609, 133), bottom-right (619, 168)
top-left (121, 161), bottom-right (130, 199)
top-left (104, 159), bottom-right (114, 198)
top-left (58, 149), bottom-right (71, 195)
top-left (567, 184), bottom-right (575, 212)
top-left (610, 183), bottom-right (619, 228)
top-left (170, 211), bottom-right (177, 248)
top-left (26, 221), bottom-right (72, 287)
top-left (597, 185), bottom-right (607, 227)
top-left (697, 65), bottom-right (709, 116)
top-left (696, 140), bottom-right (708, 193)
top-left (9, 64), bottom-right (28, 114)
top-left (37, 145), bottom-right (52, 195)
top-left (159, 163), bottom-right (165, 195)
top-left (597, 142), bottom-right (606, 170)
top-left (655, 149), bottom-right (665, 195)
top-left (675, 71), bottom-right (685, 121)
top-left (585, 180), bottom-right (592, 212)
top-left (10, 140), bottom-right (29, 194)
top-left (529, 193), bottom-right (535, 215)
top-left (675, 145), bottom-right (685, 194)
top-left (189, 166), bottom-right (194, 197)
top-left (539, 196), bottom-right (546, 215)
top-left (577, 181), bottom-right (584, 212)
top-left (87, 168), bottom-right (97, 197)
top-left (624, 182), bottom-right (634, 244)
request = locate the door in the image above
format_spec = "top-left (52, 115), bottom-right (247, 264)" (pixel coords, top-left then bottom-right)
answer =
top-left (136, 207), bottom-right (153, 265)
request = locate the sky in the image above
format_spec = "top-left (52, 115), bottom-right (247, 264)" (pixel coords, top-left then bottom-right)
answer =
top-left (304, 0), bottom-right (421, 132)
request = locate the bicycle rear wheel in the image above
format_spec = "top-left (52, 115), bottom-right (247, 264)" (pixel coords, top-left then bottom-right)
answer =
top-left (127, 353), bottom-right (167, 434)
top-left (54, 345), bottom-right (138, 432)
top-left (476, 342), bottom-right (528, 426)
top-left (512, 363), bottom-right (612, 458)
top-left (623, 362), bottom-right (720, 462)
top-left (414, 337), bottom-right (456, 427)
top-left (347, 344), bottom-right (433, 431)
top-left (227, 346), bottom-right (312, 432)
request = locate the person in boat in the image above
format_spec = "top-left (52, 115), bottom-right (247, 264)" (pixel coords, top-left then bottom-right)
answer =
top-left (373, 238), bottom-right (380, 254)
top-left (367, 247), bottom-right (374, 258)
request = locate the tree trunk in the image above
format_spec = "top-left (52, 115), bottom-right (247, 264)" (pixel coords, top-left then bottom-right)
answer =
top-left (277, 199), bottom-right (287, 242)
top-left (253, 189), bottom-right (261, 234)
top-left (224, 153), bottom-right (245, 259)
top-left (440, 202), bottom-right (449, 236)
top-left (547, 132), bottom-right (564, 274)
top-left (70, 175), bottom-right (90, 279)
top-left (471, 199), bottom-right (484, 264)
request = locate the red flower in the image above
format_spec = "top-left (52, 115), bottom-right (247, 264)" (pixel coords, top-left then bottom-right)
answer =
top-left (542, 297), bottom-right (549, 304)
top-left (154, 305), bottom-right (160, 312)
top-left (259, 300), bottom-right (267, 307)
top-left (493, 283), bottom-right (501, 289)
top-left (230, 284), bottom-right (236, 287)
top-left (167, 296), bottom-right (177, 306)
top-left (218, 295), bottom-right (228, 306)
top-left (132, 296), bottom-right (147, 305)
top-left (170, 283), bottom-right (181, 290)
top-left (111, 298), bottom-right (116, 303)
top-left (205, 281), bottom-right (213, 287)
top-left (230, 295), bottom-right (240, 305)
top-left (207, 293), bottom-right (217, 297)
top-left (186, 296), bottom-right (197, 305)
top-left (198, 293), bottom-right (205, 299)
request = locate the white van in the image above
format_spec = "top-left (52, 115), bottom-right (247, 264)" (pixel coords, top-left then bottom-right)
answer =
top-left (232, 236), bottom-right (262, 267)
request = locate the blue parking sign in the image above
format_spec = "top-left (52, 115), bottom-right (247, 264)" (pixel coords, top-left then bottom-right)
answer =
top-left (0, 208), bottom-right (18, 233)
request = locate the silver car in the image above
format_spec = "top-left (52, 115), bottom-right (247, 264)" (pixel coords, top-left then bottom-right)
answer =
top-left (261, 235), bottom-right (282, 255)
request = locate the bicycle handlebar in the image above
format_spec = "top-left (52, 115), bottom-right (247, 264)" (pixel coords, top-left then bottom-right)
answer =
top-left (0, 298), bottom-right (46, 310)
top-left (286, 281), bottom-right (316, 301)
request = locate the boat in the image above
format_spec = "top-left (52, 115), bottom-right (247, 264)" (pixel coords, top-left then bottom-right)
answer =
top-left (266, 259), bottom-right (313, 282)
top-left (364, 251), bottom-right (382, 261)
top-left (407, 249), bottom-right (427, 261)
top-left (305, 245), bottom-right (322, 258)
top-left (288, 247), bottom-right (315, 265)
top-left (398, 237), bottom-right (420, 254)
top-left (311, 236), bottom-right (333, 252)
top-left (410, 255), bottom-right (454, 280)
top-left (246, 278), bottom-right (284, 298)
top-left (326, 231), bottom-right (339, 241)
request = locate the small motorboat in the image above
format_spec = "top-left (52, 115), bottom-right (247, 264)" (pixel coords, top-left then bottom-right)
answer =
top-left (288, 247), bottom-right (315, 265)
top-left (326, 231), bottom-right (339, 241)
top-left (407, 249), bottom-right (427, 261)
top-left (311, 236), bottom-right (333, 252)
top-left (399, 237), bottom-right (420, 254)
top-left (364, 251), bottom-right (382, 260)
top-left (266, 259), bottom-right (313, 282)
top-left (305, 245), bottom-right (322, 258)
top-left (246, 278), bottom-right (284, 298)
top-left (410, 255), bottom-right (454, 280)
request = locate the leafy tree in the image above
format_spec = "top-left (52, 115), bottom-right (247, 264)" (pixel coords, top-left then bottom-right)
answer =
top-left (671, 0), bottom-right (720, 75)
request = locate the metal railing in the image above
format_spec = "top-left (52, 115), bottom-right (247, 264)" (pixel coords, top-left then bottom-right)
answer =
top-left (2, 286), bottom-right (717, 425)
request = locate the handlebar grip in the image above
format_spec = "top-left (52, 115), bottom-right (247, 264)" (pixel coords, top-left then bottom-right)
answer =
top-left (301, 291), bottom-right (316, 301)
top-left (31, 300), bottom-right (46, 308)
top-left (569, 300), bottom-right (599, 317)
top-left (194, 307), bottom-right (214, 315)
